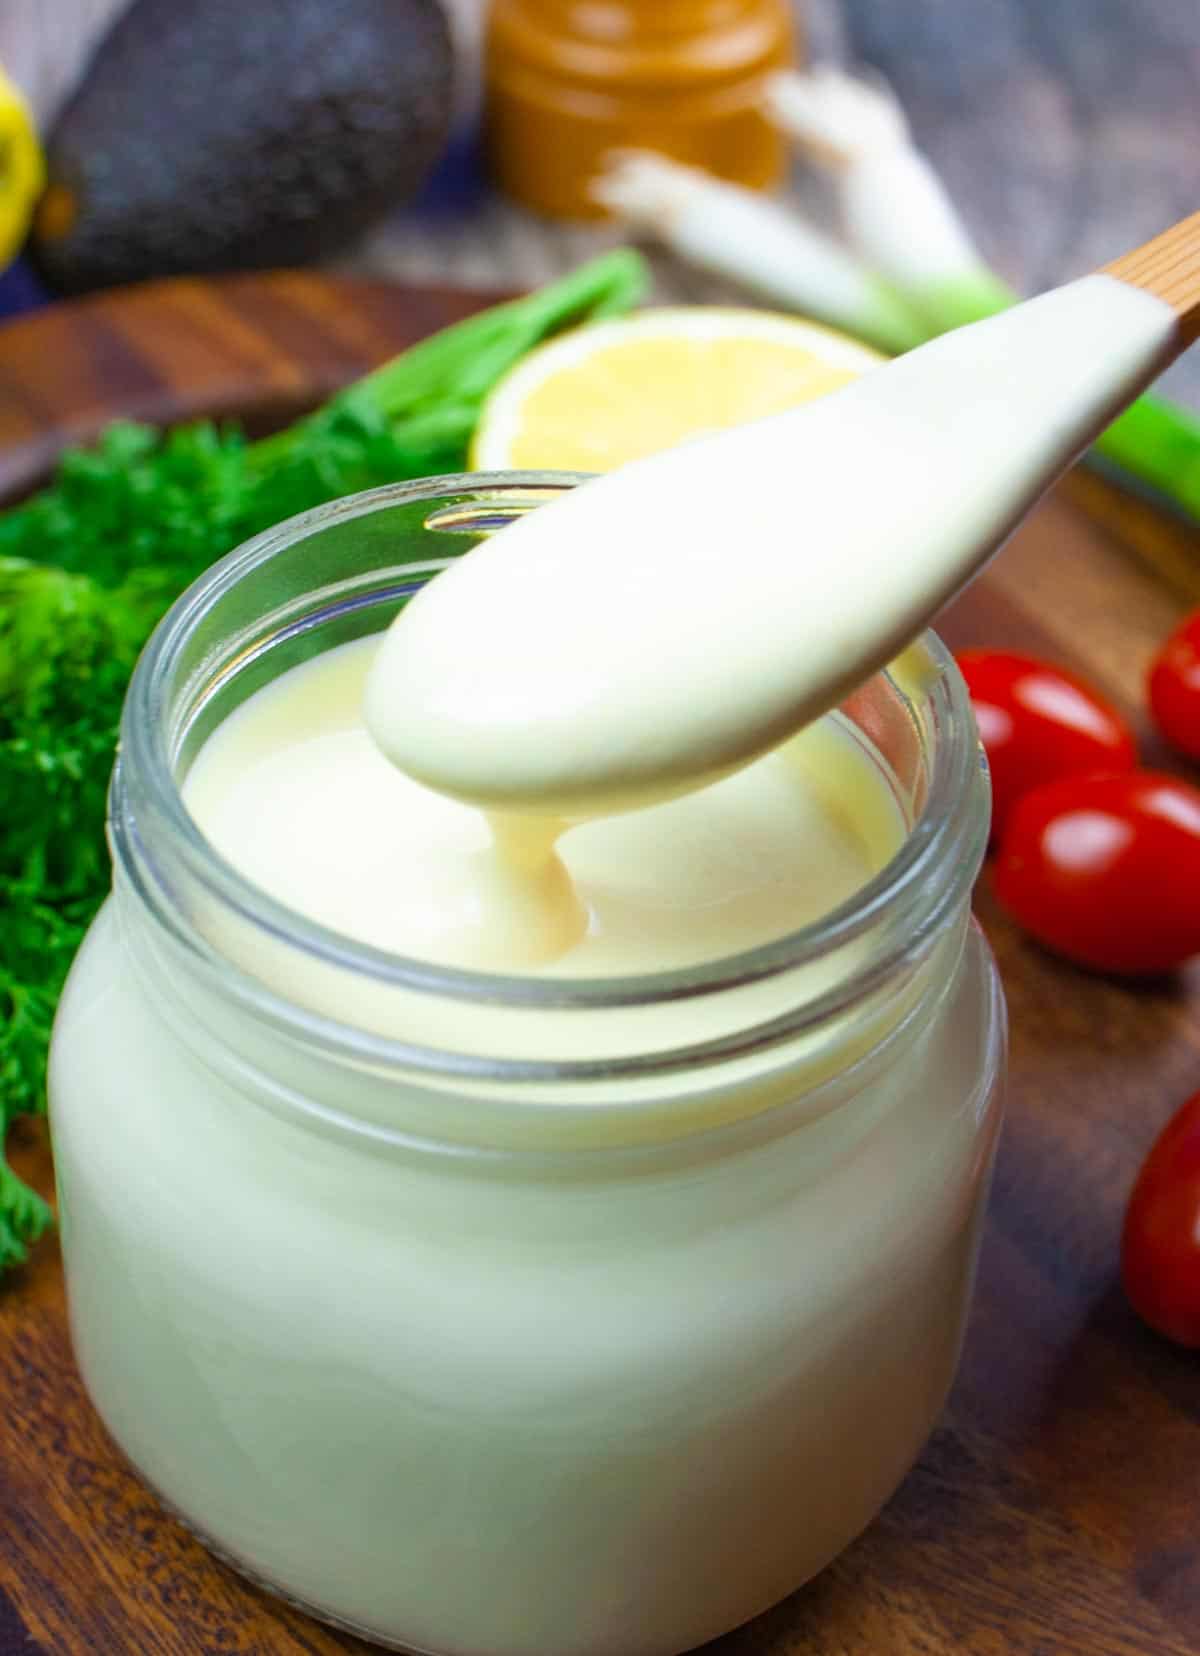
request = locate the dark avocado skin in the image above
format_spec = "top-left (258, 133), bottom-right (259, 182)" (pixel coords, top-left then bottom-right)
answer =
top-left (33, 0), bottom-right (454, 293)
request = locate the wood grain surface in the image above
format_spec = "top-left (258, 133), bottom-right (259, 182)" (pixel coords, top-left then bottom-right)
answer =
top-left (0, 270), bottom-right (496, 502)
top-left (4, 272), bottom-right (1200, 1656)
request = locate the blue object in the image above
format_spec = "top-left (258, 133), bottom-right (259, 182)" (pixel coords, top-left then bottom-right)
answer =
top-left (0, 259), bottom-right (49, 319)
top-left (410, 128), bottom-right (489, 216)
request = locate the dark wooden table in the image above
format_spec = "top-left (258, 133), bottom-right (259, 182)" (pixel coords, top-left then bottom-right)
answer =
top-left (3, 270), bottom-right (1200, 1654)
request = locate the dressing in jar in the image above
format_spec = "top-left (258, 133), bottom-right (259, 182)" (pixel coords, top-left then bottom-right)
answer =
top-left (50, 474), bottom-right (1004, 1656)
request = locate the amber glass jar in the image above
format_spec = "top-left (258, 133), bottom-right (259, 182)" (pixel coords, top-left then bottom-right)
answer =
top-left (485, 0), bottom-right (797, 219)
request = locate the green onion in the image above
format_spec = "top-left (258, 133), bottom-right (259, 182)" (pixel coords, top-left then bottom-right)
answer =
top-left (765, 67), bottom-right (1200, 522)
top-left (593, 151), bottom-right (926, 354)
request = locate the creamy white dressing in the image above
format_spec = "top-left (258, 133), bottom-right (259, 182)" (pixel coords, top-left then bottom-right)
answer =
top-left (366, 275), bottom-right (1177, 817)
top-left (184, 635), bottom-right (904, 981)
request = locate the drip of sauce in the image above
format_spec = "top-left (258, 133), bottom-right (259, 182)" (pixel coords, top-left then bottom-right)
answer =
top-left (474, 811), bottom-right (588, 967)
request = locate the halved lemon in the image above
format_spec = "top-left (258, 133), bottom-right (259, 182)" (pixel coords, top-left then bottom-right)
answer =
top-left (469, 307), bottom-right (882, 472)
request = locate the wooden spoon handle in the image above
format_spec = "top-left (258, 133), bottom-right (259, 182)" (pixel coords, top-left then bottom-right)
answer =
top-left (1103, 210), bottom-right (1200, 345)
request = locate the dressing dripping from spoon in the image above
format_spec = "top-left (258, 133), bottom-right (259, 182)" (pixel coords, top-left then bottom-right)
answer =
top-left (365, 214), bottom-right (1200, 961)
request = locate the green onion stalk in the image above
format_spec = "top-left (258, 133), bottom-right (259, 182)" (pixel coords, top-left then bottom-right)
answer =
top-left (765, 68), bottom-right (1200, 520)
top-left (592, 151), bottom-right (927, 355)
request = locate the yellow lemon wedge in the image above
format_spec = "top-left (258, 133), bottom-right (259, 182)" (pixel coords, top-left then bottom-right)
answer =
top-left (470, 306), bottom-right (882, 472)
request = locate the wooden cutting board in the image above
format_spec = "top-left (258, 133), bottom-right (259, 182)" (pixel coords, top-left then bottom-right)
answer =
top-left (3, 272), bottom-right (1200, 1656)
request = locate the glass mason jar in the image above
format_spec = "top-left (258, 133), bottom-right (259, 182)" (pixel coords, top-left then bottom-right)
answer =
top-left (49, 474), bottom-right (1005, 1656)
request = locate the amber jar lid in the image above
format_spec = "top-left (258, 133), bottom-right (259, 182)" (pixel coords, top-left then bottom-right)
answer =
top-left (485, 0), bottom-right (798, 220)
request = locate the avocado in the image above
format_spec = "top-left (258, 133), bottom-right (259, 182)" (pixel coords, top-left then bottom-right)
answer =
top-left (32, 0), bottom-right (454, 293)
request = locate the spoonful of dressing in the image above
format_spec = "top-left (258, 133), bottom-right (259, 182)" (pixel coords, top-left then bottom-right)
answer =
top-left (367, 216), bottom-right (1200, 820)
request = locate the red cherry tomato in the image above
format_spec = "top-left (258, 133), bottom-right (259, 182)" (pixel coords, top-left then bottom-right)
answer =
top-left (1149, 608), bottom-right (1200, 761)
top-left (956, 649), bottom-right (1136, 842)
top-left (1122, 1090), bottom-right (1200, 1347)
top-left (992, 770), bottom-right (1200, 975)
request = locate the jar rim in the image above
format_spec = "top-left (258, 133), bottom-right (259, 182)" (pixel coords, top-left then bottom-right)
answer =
top-left (115, 472), bottom-right (986, 1074)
